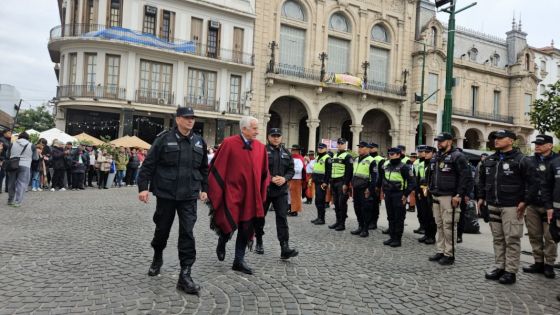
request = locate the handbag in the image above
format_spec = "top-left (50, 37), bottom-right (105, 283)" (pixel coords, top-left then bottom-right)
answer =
top-left (5, 143), bottom-right (29, 172)
top-left (109, 160), bottom-right (116, 174)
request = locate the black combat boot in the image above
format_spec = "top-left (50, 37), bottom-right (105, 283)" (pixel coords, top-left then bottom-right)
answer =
top-left (334, 222), bottom-right (346, 231)
top-left (413, 227), bottom-right (425, 234)
top-left (315, 210), bottom-right (326, 225)
top-left (429, 253), bottom-right (444, 262)
top-left (314, 218), bottom-right (325, 225)
top-left (368, 222), bottom-right (377, 230)
top-left (328, 221), bottom-right (339, 229)
top-left (423, 237), bottom-right (436, 245)
top-left (350, 226), bottom-right (362, 235)
top-left (148, 250), bottom-right (163, 276)
top-left (383, 238), bottom-right (393, 245)
top-left (280, 241), bottom-right (299, 259)
top-left (544, 264), bottom-right (556, 279)
top-left (310, 217), bottom-right (319, 224)
top-left (254, 237), bottom-right (264, 255)
top-left (176, 266), bottom-right (200, 295)
top-left (522, 262), bottom-right (544, 274)
top-left (359, 226), bottom-right (369, 238)
top-left (438, 255), bottom-right (455, 265)
top-left (418, 235), bottom-right (428, 243)
top-left (389, 238), bottom-right (401, 247)
top-left (216, 236), bottom-right (227, 261)
top-left (232, 259), bottom-right (253, 274)
top-left (485, 268), bottom-right (505, 280)
top-left (498, 272), bottom-right (516, 284)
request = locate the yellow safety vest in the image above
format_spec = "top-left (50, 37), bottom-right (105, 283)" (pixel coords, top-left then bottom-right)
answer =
top-left (353, 156), bottom-right (374, 179)
top-left (383, 161), bottom-right (406, 191)
top-left (332, 151), bottom-right (349, 179)
top-left (313, 154), bottom-right (329, 174)
top-left (401, 156), bottom-right (410, 164)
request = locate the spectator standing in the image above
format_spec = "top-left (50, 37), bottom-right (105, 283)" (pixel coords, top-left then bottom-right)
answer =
top-left (31, 144), bottom-right (45, 191)
top-left (86, 145), bottom-right (97, 187)
top-left (115, 146), bottom-right (129, 187)
top-left (0, 129), bottom-right (12, 193)
top-left (7, 132), bottom-right (37, 207)
top-left (126, 148), bottom-right (140, 186)
top-left (50, 141), bottom-right (66, 191)
top-left (97, 150), bottom-right (111, 189)
top-left (71, 144), bottom-right (89, 190)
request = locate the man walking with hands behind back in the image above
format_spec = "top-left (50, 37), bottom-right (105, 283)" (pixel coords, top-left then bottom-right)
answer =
top-left (137, 107), bottom-right (208, 295)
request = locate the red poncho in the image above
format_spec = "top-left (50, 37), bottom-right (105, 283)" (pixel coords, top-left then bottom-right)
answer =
top-left (208, 135), bottom-right (269, 236)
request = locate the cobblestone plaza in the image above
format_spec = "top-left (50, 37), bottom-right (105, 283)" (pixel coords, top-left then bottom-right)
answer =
top-left (1, 188), bottom-right (559, 314)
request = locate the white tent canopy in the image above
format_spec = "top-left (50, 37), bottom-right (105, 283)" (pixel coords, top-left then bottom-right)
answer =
top-left (25, 129), bottom-right (40, 135)
top-left (39, 128), bottom-right (76, 145)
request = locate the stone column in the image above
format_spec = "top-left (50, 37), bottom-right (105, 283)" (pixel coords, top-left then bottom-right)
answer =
top-left (350, 124), bottom-right (363, 150)
top-left (307, 119), bottom-right (320, 150)
top-left (479, 140), bottom-right (488, 151)
top-left (389, 129), bottom-right (399, 148)
top-left (456, 136), bottom-right (464, 149)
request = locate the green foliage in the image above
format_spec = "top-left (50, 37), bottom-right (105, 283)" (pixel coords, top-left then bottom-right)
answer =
top-left (29, 133), bottom-right (40, 145)
top-left (529, 80), bottom-right (560, 139)
top-left (16, 105), bottom-right (55, 132)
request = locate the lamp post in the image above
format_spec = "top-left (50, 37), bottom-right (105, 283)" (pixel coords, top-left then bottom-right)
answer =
top-left (417, 40), bottom-right (427, 145)
top-left (319, 52), bottom-right (328, 82)
top-left (438, 0), bottom-right (477, 133)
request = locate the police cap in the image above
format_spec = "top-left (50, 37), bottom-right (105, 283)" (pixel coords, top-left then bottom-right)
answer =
top-left (388, 147), bottom-right (402, 154)
top-left (337, 138), bottom-right (347, 144)
top-left (176, 107), bottom-right (197, 118)
top-left (532, 134), bottom-right (553, 145)
top-left (357, 141), bottom-right (370, 147)
top-left (494, 129), bottom-right (517, 140)
top-left (268, 128), bottom-right (282, 136)
top-left (369, 142), bottom-right (379, 148)
top-left (317, 142), bottom-right (328, 149)
top-left (434, 132), bottom-right (453, 141)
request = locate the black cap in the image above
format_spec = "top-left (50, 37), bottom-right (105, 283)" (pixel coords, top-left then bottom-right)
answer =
top-left (369, 142), bottom-right (379, 148)
top-left (532, 134), bottom-right (553, 145)
top-left (337, 138), bottom-right (347, 144)
top-left (397, 145), bottom-right (406, 151)
top-left (268, 128), bottom-right (282, 136)
top-left (494, 129), bottom-right (516, 140)
top-left (410, 152), bottom-right (418, 157)
top-left (291, 144), bottom-right (301, 151)
top-left (425, 146), bottom-right (437, 152)
top-left (317, 143), bottom-right (328, 149)
top-left (434, 132), bottom-right (454, 141)
top-left (416, 145), bottom-right (427, 152)
top-left (388, 147), bottom-right (402, 154)
top-left (357, 141), bottom-right (370, 147)
top-left (176, 107), bottom-right (196, 117)
top-left (66, 141), bottom-right (73, 145)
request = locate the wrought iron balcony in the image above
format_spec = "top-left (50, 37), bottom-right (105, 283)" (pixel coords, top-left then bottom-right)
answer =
top-left (135, 89), bottom-right (174, 106)
top-left (49, 24), bottom-right (254, 66)
top-left (57, 85), bottom-right (126, 101)
top-left (365, 80), bottom-right (406, 96)
top-left (452, 108), bottom-right (514, 124)
top-left (184, 95), bottom-right (219, 112)
top-left (227, 101), bottom-right (243, 114)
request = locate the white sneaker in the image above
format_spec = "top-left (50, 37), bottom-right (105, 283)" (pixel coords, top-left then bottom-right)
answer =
top-left (32, 188), bottom-right (37, 192)
top-left (37, 188), bottom-right (43, 191)
top-left (50, 188), bottom-right (55, 192)
top-left (60, 188), bottom-right (66, 191)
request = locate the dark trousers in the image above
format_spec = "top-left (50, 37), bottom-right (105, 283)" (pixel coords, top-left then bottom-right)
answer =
top-left (87, 165), bottom-right (96, 186)
top-left (66, 169), bottom-right (72, 187)
top-left (385, 191), bottom-right (407, 241)
top-left (98, 171), bottom-right (108, 188)
top-left (125, 167), bottom-right (138, 186)
top-left (256, 193), bottom-right (289, 242)
top-left (418, 194), bottom-right (437, 238)
top-left (314, 181), bottom-right (327, 220)
top-left (457, 200), bottom-right (467, 238)
top-left (151, 198), bottom-right (197, 268)
top-left (353, 186), bottom-right (373, 229)
top-left (0, 168), bottom-right (5, 192)
top-left (331, 180), bottom-right (349, 225)
top-left (52, 169), bottom-right (65, 190)
top-left (371, 193), bottom-right (380, 225)
top-left (72, 173), bottom-right (85, 189)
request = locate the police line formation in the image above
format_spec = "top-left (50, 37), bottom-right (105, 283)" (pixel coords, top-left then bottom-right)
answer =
top-left (137, 107), bottom-right (560, 298)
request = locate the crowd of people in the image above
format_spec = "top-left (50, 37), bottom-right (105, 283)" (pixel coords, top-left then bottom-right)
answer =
top-left (0, 128), bottom-right (148, 207)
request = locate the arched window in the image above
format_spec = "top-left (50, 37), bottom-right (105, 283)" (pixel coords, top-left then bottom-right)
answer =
top-left (329, 13), bottom-right (349, 33)
top-left (430, 27), bottom-right (437, 47)
top-left (282, 0), bottom-right (305, 21)
top-left (468, 48), bottom-right (478, 62)
top-left (371, 24), bottom-right (390, 43)
top-left (491, 53), bottom-right (500, 66)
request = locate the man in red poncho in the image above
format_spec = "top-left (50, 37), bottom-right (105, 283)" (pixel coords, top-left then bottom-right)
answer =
top-left (208, 116), bottom-right (269, 275)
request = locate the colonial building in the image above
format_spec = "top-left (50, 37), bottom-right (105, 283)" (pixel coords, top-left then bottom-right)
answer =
top-left (48, 0), bottom-right (256, 144)
top-left (412, 0), bottom-right (537, 150)
top-left (252, 0), bottom-right (415, 153)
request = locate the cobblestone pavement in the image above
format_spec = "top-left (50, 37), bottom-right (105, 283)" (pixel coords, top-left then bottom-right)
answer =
top-left (1, 188), bottom-right (559, 315)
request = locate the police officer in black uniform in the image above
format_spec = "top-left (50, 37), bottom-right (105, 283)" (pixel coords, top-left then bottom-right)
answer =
top-left (328, 138), bottom-right (354, 231)
top-left (311, 143), bottom-right (332, 225)
top-left (138, 107), bottom-right (208, 295)
top-left (369, 142), bottom-right (384, 230)
top-left (254, 128), bottom-right (299, 259)
top-left (350, 141), bottom-right (379, 237)
top-left (418, 146), bottom-right (437, 244)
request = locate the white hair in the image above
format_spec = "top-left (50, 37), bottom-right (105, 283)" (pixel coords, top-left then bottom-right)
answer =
top-left (239, 116), bottom-right (258, 131)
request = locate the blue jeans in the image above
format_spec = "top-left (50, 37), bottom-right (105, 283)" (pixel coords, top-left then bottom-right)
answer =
top-left (32, 171), bottom-right (40, 190)
top-left (116, 170), bottom-right (125, 187)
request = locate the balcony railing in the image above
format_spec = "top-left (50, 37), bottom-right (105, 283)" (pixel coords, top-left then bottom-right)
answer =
top-left (452, 108), bottom-right (514, 124)
top-left (135, 89), bottom-right (174, 106)
top-left (227, 101), bottom-right (243, 114)
top-left (184, 95), bottom-right (219, 112)
top-left (266, 63), bottom-right (406, 96)
top-left (57, 85), bottom-right (126, 100)
top-left (50, 24), bottom-right (254, 66)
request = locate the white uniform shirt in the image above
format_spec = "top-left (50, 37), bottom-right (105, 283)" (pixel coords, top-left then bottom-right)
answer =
top-left (293, 158), bottom-right (304, 180)
top-left (306, 159), bottom-right (315, 174)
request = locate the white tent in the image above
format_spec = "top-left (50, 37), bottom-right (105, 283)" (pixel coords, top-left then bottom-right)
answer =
top-left (26, 129), bottom-right (40, 135)
top-left (40, 128), bottom-right (76, 145)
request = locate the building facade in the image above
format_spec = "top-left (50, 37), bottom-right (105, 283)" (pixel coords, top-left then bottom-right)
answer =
top-left (49, 0), bottom-right (256, 145)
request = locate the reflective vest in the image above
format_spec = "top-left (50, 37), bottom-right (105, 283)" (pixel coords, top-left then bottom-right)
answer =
top-left (372, 155), bottom-right (384, 165)
top-left (353, 155), bottom-right (374, 179)
top-left (416, 160), bottom-right (426, 180)
top-left (401, 156), bottom-right (410, 164)
top-left (313, 154), bottom-right (329, 174)
top-left (332, 151), bottom-right (349, 179)
top-left (383, 161), bottom-right (406, 191)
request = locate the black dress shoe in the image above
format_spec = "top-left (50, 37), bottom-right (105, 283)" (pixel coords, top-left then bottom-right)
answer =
top-left (334, 225), bottom-right (346, 231)
top-left (429, 253), bottom-right (444, 261)
top-left (254, 238), bottom-right (264, 255)
top-left (383, 238), bottom-right (393, 246)
top-left (381, 228), bottom-right (389, 234)
top-left (148, 259), bottom-right (163, 276)
top-left (350, 227), bottom-right (362, 235)
top-left (216, 237), bottom-right (226, 261)
top-left (424, 237), bottom-right (436, 244)
top-left (418, 235), bottom-right (427, 243)
top-left (485, 268), bottom-right (505, 280)
top-left (522, 262), bottom-right (544, 273)
top-left (413, 228), bottom-right (425, 234)
top-left (359, 230), bottom-right (369, 238)
top-left (176, 266), bottom-right (200, 295)
top-left (232, 260), bottom-right (253, 275)
top-left (310, 218), bottom-right (319, 224)
top-left (368, 222), bottom-right (377, 230)
top-left (389, 240), bottom-right (401, 247)
top-left (288, 211), bottom-right (298, 217)
top-left (498, 272), bottom-right (516, 284)
top-left (328, 222), bottom-right (339, 229)
top-left (544, 264), bottom-right (556, 279)
top-left (314, 219), bottom-right (325, 225)
top-left (438, 256), bottom-right (455, 265)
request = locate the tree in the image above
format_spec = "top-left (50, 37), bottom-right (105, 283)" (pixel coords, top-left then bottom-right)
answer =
top-left (15, 105), bottom-right (55, 132)
top-left (529, 80), bottom-right (560, 139)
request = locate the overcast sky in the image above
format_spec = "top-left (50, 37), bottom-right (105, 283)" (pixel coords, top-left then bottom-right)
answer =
top-left (0, 0), bottom-right (558, 109)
